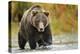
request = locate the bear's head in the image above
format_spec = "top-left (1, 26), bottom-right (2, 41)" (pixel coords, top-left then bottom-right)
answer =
top-left (31, 11), bottom-right (49, 32)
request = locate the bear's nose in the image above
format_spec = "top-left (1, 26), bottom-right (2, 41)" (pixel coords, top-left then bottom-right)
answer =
top-left (40, 28), bottom-right (43, 31)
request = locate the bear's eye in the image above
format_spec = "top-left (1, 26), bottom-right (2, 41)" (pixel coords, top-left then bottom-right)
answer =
top-left (42, 18), bottom-right (47, 26)
top-left (42, 18), bottom-right (46, 22)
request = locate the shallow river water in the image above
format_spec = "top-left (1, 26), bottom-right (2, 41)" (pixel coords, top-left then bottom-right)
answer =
top-left (10, 33), bottom-right (78, 53)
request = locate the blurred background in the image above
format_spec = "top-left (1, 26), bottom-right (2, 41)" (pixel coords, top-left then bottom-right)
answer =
top-left (9, 1), bottom-right (78, 51)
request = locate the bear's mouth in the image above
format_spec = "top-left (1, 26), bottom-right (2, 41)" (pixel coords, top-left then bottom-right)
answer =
top-left (38, 28), bottom-right (44, 32)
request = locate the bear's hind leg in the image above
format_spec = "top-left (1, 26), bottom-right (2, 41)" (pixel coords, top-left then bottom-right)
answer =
top-left (18, 32), bottom-right (27, 50)
top-left (38, 39), bottom-right (43, 47)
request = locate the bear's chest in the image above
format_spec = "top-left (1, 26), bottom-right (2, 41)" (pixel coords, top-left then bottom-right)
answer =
top-left (34, 33), bottom-right (43, 41)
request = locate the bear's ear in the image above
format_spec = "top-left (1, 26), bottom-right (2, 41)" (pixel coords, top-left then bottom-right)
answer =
top-left (44, 12), bottom-right (49, 17)
top-left (32, 11), bottom-right (38, 16)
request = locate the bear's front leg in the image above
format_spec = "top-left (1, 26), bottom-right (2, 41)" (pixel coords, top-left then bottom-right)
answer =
top-left (43, 26), bottom-right (52, 46)
top-left (29, 35), bottom-right (37, 49)
top-left (18, 32), bottom-right (27, 50)
top-left (43, 33), bottom-right (52, 46)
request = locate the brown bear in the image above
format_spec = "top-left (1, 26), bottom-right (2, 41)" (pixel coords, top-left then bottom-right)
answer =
top-left (18, 5), bottom-right (52, 49)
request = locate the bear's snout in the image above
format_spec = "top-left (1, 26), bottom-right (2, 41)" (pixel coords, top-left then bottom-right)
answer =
top-left (38, 22), bottom-right (44, 32)
top-left (40, 28), bottom-right (43, 31)
top-left (38, 27), bottom-right (44, 32)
